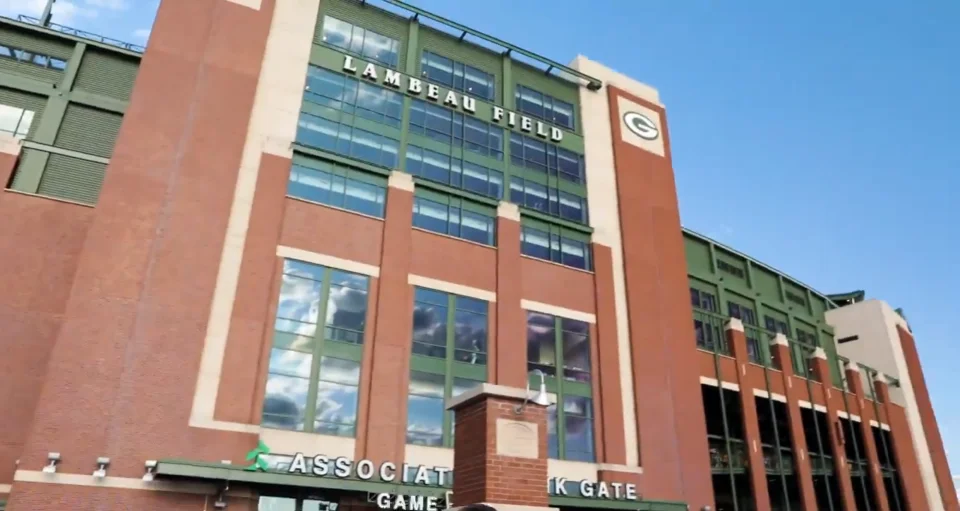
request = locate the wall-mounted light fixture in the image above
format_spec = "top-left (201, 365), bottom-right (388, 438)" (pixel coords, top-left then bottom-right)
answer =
top-left (93, 457), bottom-right (110, 478)
top-left (515, 369), bottom-right (550, 414)
top-left (143, 460), bottom-right (158, 481)
top-left (42, 452), bottom-right (60, 474)
top-left (213, 482), bottom-right (230, 509)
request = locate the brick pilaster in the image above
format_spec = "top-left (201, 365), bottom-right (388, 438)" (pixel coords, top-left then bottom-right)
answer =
top-left (875, 374), bottom-right (931, 511)
top-left (727, 319), bottom-right (771, 511)
top-left (0, 134), bottom-right (22, 192)
top-left (493, 202), bottom-right (524, 388)
top-left (448, 384), bottom-right (549, 508)
top-left (845, 363), bottom-right (891, 511)
top-left (769, 334), bottom-right (818, 511)
top-left (809, 348), bottom-right (858, 511)
top-left (361, 171), bottom-right (415, 464)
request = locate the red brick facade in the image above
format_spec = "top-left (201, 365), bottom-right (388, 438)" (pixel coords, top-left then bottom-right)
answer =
top-left (0, 1), bottom-right (949, 510)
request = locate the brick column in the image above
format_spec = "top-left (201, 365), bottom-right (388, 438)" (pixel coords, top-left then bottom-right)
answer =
top-left (844, 363), bottom-right (891, 511)
top-left (447, 384), bottom-right (549, 509)
top-left (769, 334), bottom-right (817, 511)
top-left (727, 319), bottom-right (771, 511)
top-left (875, 374), bottom-right (931, 511)
top-left (809, 348), bottom-right (858, 511)
top-left (360, 171), bottom-right (415, 464)
top-left (494, 202), bottom-right (524, 388)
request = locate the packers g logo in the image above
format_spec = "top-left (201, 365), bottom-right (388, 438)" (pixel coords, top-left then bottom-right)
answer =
top-left (623, 111), bottom-right (659, 141)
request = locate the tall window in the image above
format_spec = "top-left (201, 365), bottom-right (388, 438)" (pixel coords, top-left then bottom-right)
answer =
top-left (521, 223), bottom-right (591, 271)
top-left (526, 311), bottom-right (594, 462)
top-left (320, 16), bottom-right (399, 68)
top-left (510, 133), bottom-right (585, 184)
top-left (515, 85), bottom-right (575, 130)
top-left (421, 51), bottom-right (495, 101)
top-left (304, 66), bottom-right (403, 128)
top-left (0, 104), bottom-right (34, 139)
top-left (408, 99), bottom-right (504, 161)
top-left (413, 194), bottom-right (496, 246)
top-left (288, 158), bottom-right (387, 218)
top-left (296, 113), bottom-right (399, 169)
top-left (405, 144), bottom-right (503, 199)
top-left (728, 301), bottom-right (760, 363)
top-left (262, 260), bottom-right (369, 437)
top-left (691, 287), bottom-right (724, 354)
top-left (407, 288), bottom-right (488, 447)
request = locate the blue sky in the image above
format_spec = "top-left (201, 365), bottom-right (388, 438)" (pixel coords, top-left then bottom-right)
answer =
top-left (6, 0), bottom-right (957, 483)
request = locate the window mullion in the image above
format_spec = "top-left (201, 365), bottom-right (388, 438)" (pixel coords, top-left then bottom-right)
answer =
top-left (555, 316), bottom-right (566, 460)
top-left (443, 295), bottom-right (456, 447)
top-left (303, 268), bottom-right (333, 434)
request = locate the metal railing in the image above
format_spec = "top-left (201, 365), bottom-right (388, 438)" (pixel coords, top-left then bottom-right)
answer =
top-left (16, 15), bottom-right (145, 53)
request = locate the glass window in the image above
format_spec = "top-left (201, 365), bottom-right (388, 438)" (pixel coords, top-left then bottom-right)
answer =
top-left (320, 16), bottom-right (399, 68)
top-left (521, 224), bottom-right (591, 271)
top-left (297, 113), bottom-right (399, 169)
top-left (304, 66), bottom-right (403, 128)
top-left (421, 51), bottom-right (495, 101)
top-left (0, 104), bottom-right (34, 139)
top-left (405, 144), bottom-right (503, 200)
top-left (288, 161), bottom-right (386, 218)
top-left (690, 288), bottom-right (718, 313)
top-left (408, 288), bottom-right (488, 447)
top-left (0, 43), bottom-right (66, 71)
top-left (510, 133), bottom-right (584, 184)
top-left (509, 177), bottom-right (587, 224)
top-left (262, 260), bottom-right (369, 436)
top-left (515, 85), bottom-right (576, 130)
top-left (408, 99), bottom-right (504, 161)
top-left (413, 196), bottom-right (495, 246)
top-left (526, 311), bottom-right (594, 461)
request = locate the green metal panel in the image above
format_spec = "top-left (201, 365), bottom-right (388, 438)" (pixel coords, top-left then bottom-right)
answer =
top-left (55, 104), bottom-right (122, 158)
top-left (318, 0), bottom-right (409, 69)
top-left (416, 26), bottom-right (503, 104)
top-left (753, 265), bottom-right (781, 302)
top-left (37, 153), bottom-right (106, 204)
top-left (715, 247), bottom-right (749, 285)
top-left (0, 56), bottom-right (62, 84)
top-left (684, 233), bottom-right (713, 275)
top-left (0, 25), bottom-right (73, 58)
top-left (73, 48), bottom-right (139, 101)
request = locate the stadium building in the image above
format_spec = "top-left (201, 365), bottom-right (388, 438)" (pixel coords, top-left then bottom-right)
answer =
top-left (0, 1), bottom-right (955, 510)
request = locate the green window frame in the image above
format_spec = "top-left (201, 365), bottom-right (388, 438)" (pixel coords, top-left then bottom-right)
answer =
top-left (296, 112), bottom-right (400, 170)
top-left (520, 217), bottom-right (592, 271)
top-left (515, 84), bottom-right (576, 131)
top-left (288, 154), bottom-right (387, 218)
top-left (262, 259), bottom-right (370, 437)
top-left (525, 310), bottom-right (595, 462)
top-left (304, 65), bottom-right (404, 129)
top-left (407, 287), bottom-right (489, 448)
top-left (0, 103), bottom-right (35, 139)
top-left (0, 44), bottom-right (68, 71)
top-left (412, 189), bottom-right (496, 246)
top-left (319, 15), bottom-right (400, 68)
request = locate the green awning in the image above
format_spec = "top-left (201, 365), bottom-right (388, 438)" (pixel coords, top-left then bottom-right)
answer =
top-left (155, 460), bottom-right (687, 511)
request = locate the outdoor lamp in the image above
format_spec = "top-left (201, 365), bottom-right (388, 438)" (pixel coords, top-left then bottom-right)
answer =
top-left (143, 460), bottom-right (157, 481)
top-left (93, 457), bottom-right (110, 478)
top-left (42, 452), bottom-right (60, 474)
top-left (515, 369), bottom-right (550, 414)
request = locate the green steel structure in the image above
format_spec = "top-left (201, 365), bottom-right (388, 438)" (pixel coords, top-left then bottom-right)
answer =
top-left (0, 16), bottom-right (139, 205)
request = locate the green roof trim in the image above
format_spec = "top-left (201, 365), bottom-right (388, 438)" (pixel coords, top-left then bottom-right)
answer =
top-left (372, 0), bottom-right (602, 91)
top-left (682, 226), bottom-right (843, 309)
top-left (155, 460), bottom-right (687, 510)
